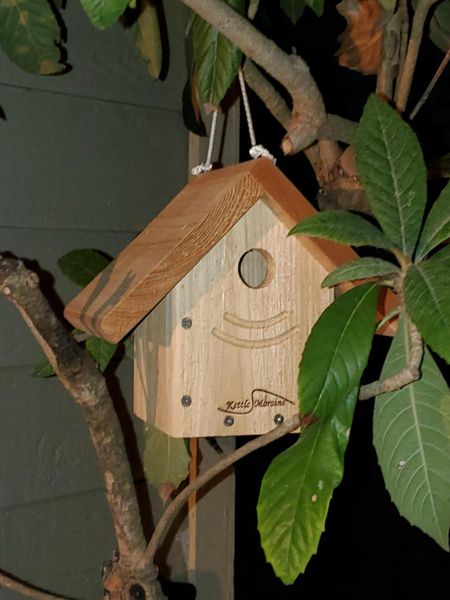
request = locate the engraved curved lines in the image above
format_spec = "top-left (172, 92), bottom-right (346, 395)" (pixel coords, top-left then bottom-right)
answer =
top-left (223, 310), bottom-right (288, 329)
top-left (212, 309), bottom-right (299, 348)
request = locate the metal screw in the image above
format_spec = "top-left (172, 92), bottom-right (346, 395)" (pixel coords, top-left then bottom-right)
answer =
top-left (182, 317), bottom-right (192, 329)
top-left (181, 395), bottom-right (192, 407)
top-left (274, 414), bottom-right (284, 425)
top-left (224, 415), bottom-right (234, 427)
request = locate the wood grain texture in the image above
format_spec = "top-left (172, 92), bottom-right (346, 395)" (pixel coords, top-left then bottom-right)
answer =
top-left (65, 159), bottom-right (398, 342)
top-left (134, 200), bottom-right (335, 437)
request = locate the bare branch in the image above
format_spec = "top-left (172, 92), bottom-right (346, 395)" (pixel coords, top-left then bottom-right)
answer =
top-left (0, 570), bottom-right (69, 600)
top-left (0, 256), bottom-right (162, 597)
top-left (359, 322), bottom-right (423, 400)
top-left (243, 59), bottom-right (291, 129)
top-left (395, 0), bottom-right (440, 112)
top-left (376, 9), bottom-right (401, 101)
top-left (138, 413), bottom-right (302, 570)
top-left (181, 0), bottom-right (326, 153)
top-left (410, 46), bottom-right (450, 119)
top-left (317, 114), bottom-right (357, 145)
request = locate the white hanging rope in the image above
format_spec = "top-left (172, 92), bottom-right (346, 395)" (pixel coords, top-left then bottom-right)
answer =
top-left (191, 110), bottom-right (218, 176)
top-left (238, 68), bottom-right (276, 163)
top-left (191, 69), bottom-right (275, 176)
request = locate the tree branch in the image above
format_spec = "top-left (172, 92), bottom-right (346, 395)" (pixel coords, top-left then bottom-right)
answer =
top-left (137, 413), bottom-right (302, 570)
top-left (0, 571), bottom-right (69, 600)
top-left (395, 0), bottom-right (440, 112)
top-left (181, 0), bottom-right (326, 153)
top-left (410, 45), bottom-right (450, 119)
top-left (242, 59), bottom-right (291, 129)
top-left (0, 257), bottom-right (164, 599)
top-left (359, 322), bottom-right (423, 400)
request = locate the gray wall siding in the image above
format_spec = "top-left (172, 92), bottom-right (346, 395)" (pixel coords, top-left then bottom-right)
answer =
top-left (0, 3), bottom-right (188, 598)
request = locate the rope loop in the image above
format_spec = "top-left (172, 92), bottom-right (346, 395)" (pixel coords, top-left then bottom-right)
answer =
top-left (191, 110), bottom-right (219, 176)
top-left (249, 144), bottom-right (276, 163)
top-left (239, 68), bottom-right (276, 164)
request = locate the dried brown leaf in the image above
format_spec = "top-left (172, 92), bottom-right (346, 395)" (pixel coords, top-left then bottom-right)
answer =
top-left (337, 0), bottom-right (386, 74)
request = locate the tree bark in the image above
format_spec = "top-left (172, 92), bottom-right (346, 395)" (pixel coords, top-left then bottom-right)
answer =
top-left (0, 256), bottom-right (165, 600)
top-left (181, 0), bottom-right (326, 153)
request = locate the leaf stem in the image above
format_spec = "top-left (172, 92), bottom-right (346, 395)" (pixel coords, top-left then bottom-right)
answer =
top-left (359, 321), bottom-right (423, 400)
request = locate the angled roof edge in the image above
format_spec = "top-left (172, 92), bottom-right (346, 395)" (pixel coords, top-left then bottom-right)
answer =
top-left (64, 159), bottom-right (397, 343)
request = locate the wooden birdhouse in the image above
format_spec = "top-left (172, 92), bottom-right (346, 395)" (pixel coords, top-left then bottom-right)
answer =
top-left (65, 159), bottom-right (394, 438)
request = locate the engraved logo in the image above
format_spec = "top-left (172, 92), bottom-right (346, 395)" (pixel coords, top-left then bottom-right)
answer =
top-left (218, 389), bottom-right (294, 415)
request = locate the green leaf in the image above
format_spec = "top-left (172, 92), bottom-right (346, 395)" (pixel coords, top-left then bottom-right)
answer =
top-left (429, 0), bottom-right (450, 53)
top-left (404, 252), bottom-right (450, 363)
top-left (129, 0), bottom-right (162, 79)
top-left (355, 94), bottom-right (427, 258)
top-left (298, 283), bottom-right (379, 418)
top-left (280, 0), bottom-right (306, 23)
top-left (58, 249), bottom-right (111, 287)
top-left (32, 358), bottom-right (55, 378)
top-left (0, 0), bottom-right (64, 74)
top-left (257, 420), bottom-right (344, 584)
top-left (191, 0), bottom-right (244, 106)
top-left (85, 336), bottom-right (117, 371)
top-left (415, 181), bottom-right (450, 259)
top-left (143, 425), bottom-right (191, 489)
top-left (321, 257), bottom-right (398, 287)
top-left (373, 316), bottom-right (450, 549)
top-left (79, 0), bottom-right (128, 30)
top-left (304, 0), bottom-right (324, 16)
top-left (289, 211), bottom-right (394, 250)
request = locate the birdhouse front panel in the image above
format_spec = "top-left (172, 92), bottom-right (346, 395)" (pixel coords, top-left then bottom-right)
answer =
top-left (134, 198), bottom-right (335, 437)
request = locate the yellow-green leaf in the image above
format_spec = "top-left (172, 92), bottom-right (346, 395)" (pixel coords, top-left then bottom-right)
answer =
top-left (131, 0), bottom-right (162, 79)
top-left (143, 426), bottom-right (191, 489)
top-left (257, 420), bottom-right (344, 584)
top-left (0, 0), bottom-right (64, 74)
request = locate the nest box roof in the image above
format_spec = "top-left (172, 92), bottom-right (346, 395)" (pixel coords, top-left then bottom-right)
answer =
top-left (64, 159), bottom-right (396, 343)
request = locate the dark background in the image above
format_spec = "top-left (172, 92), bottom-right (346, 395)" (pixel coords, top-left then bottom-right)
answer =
top-left (235, 2), bottom-right (450, 597)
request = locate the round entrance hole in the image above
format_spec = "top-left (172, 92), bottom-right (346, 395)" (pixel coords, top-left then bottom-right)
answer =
top-left (238, 249), bottom-right (274, 289)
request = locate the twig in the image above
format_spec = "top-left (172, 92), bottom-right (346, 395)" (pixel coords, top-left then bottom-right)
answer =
top-left (0, 571), bottom-right (69, 600)
top-left (410, 46), bottom-right (450, 119)
top-left (395, 0), bottom-right (440, 112)
top-left (0, 257), bottom-right (163, 598)
top-left (395, 0), bottom-right (409, 100)
top-left (137, 413), bottom-right (302, 569)
top-left (376, 9), bottom-right (400, 101)
top-left (181, 0), bottom-right (326, 153)
top-left (359, 322), bottom-right (423, 400)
